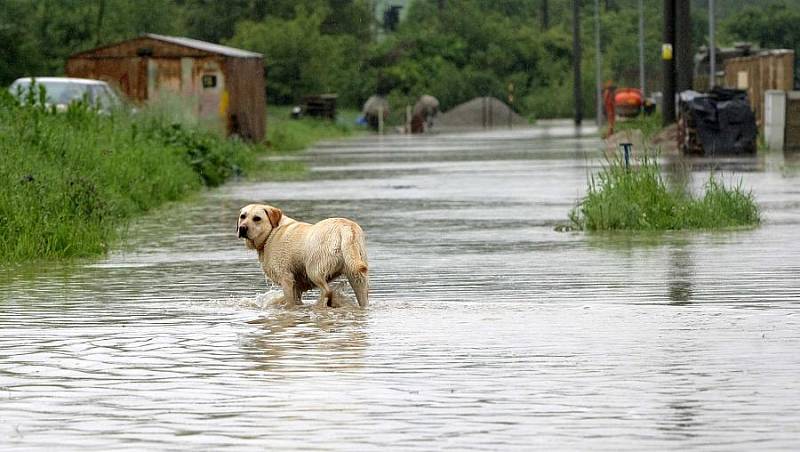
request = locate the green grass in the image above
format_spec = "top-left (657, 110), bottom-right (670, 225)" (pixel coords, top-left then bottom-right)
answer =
top-left (0, 89), bottom-right (258, 262)
top-left (610, 113), bottom-right (663, 140)
top-left (0, 95), bottom-right (362, 263)
top-left (267, 105), bottom-right (360, 152)
top-left (568, 153), bottom-right (760, 231)
top-left (235, 105), bottom-right (363, 181)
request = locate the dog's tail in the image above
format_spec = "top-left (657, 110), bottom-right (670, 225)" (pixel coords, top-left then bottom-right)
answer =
top-left (343, 223), bottom-right (369, 307)
top-left (343, 224), bottom-right (368, 275)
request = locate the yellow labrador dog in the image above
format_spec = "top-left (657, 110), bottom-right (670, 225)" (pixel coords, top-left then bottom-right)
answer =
top-left (237, 204), bottom-right (369, 308)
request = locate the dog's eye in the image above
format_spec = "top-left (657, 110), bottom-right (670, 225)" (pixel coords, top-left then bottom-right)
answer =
top-left (240, 214), bottom-right (246, 219)
top-left (253, 216), bottom-right (262, 222)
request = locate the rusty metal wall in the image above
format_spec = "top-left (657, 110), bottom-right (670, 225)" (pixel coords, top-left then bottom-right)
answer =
top-left (785, 92), bottom-right (800, 151)
top-left (724, 50), bottom-right (795, 130)
top-left (66, 36), bottom-right (266, 141)
top-left (66, 57), bottom-right (147, 101)
top-left (70, 37), bottom-right (210, 59)
top-left (223, 57), bottom-right (266, 142)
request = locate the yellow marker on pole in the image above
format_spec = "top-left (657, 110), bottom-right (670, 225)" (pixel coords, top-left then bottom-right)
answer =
top-left (662, 43), bottom-right (673, 61)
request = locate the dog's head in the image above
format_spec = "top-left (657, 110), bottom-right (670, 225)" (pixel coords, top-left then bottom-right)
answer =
top-left (237, 203), bottom-right (282, 250)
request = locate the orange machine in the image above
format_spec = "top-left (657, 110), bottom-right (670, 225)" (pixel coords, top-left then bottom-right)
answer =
top-left (614, 88), bottom-right (644, 117)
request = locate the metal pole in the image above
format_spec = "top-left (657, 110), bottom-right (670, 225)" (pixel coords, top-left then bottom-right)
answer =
top-left (663, 0), bottom-right (676, 125)
top-left (709, 0), bottom-right (716, 89)
top-left (595, 0), bottom-right (603, 127)
top-left (621, 142), bottom-right (632, 169)
top-left (573, 0), bottom-right (582, 126)
top-left (541, 0), bottom-right (549, 30)
top-left (675, 0), bottom-right (692, 92)
top-left (639, 0), bottom-right (645, 96)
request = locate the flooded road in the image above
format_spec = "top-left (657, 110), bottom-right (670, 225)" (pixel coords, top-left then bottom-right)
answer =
top-left (2, 122), bottom-right (800, 450)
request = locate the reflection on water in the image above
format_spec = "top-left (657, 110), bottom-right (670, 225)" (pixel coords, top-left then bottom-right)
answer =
top-left (2, 121), bottom-right (800, 450)
top-left (244, 308), bottom-right (368, 374)
top-left (667, 248), bottom-right (694, 305)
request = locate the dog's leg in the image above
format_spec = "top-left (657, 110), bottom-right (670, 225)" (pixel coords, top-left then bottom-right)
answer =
top-left (347, 273), bottom-right (369, 308)
top-left (311, 277), bottom-right (334, 308)
top-left (292, 286), bottom-right (305, 306)
top-left (280, 277), bottom-right (300, 307)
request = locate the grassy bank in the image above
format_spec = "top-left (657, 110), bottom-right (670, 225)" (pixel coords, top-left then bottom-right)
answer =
top-left (568, 154), bottom-right (760, 231)
top-left (255, 106), bottom-right (361, 180)
top-left (267, 106), bottom-right (359, 152)
top-left (0, 90), bottom-right (258, 262)
top-left (612, 113), bottom-right (663, 141)
top-left (0, 96), bottom-right (363, 263)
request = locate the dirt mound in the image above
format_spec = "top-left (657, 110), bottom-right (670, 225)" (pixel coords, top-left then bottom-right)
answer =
top-left (436, 96), bottom-right (529, 129)
top-left (650, 123), bottom-right (678, 153)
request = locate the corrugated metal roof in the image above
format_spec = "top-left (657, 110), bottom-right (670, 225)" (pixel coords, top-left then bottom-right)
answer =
top-left (144, 34), bottom-right (262, 58)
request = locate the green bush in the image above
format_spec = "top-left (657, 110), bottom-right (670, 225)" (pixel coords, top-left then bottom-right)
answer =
top-left (267, 106), bottom-right (355, 152)
top-left (569, 154), bottom-right (760, 231)
top-left (612, 113), bottom-right (663, 140)
top-left (0, 86), bottom-right (256, 262)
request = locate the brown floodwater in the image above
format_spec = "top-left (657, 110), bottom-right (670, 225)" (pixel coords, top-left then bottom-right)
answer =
top-left (2, 121), bottom-right (800, 450)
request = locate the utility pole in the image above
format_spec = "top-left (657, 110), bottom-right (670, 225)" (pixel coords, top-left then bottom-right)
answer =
top-left (95, 0), bottom-right (106, 46)
top-left (662, 0), bottom-right (676, 125)
top-left (573, 0), bottom-right (582, 126)
top-left (675, 0), bottom-right (692, 92)
top-left (541, 0), bottom-right (549, 29)
top-left (709, 0), bottom-right (716, 89)
top-left (595, 0), bottom-right (602, 127)
top-left (639, 0), bottom-right (645, 96)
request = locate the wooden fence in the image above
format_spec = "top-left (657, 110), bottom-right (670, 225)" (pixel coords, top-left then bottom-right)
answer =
top-left (724, 50), bottom-right (794, 131)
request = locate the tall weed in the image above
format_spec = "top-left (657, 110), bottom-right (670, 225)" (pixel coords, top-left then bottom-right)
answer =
top-left (569, 153), bottom-right (760, 231)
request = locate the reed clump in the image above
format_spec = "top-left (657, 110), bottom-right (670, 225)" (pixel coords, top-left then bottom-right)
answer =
top-left (569, 154), bottom-right (760, 231)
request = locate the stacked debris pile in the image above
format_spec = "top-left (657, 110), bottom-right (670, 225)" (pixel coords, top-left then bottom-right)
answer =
top-left (678, 87), bottom-right (757, 155)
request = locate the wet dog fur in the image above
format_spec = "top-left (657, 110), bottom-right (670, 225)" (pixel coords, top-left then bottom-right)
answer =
top-left (237, 204), bottom-right (369, 308)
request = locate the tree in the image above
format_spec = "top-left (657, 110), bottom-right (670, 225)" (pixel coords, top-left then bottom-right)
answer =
top-left (226, 7), bottom-right (363, 105)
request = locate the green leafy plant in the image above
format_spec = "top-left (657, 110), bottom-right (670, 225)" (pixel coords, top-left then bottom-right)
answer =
top-left (569, 153), bottom-right (760, 231)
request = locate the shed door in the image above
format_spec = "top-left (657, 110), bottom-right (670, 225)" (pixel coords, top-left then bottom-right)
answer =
top-left (147, 59), bottom-right (181, 100)
top-left (196, 62), bottom-right (225, 120)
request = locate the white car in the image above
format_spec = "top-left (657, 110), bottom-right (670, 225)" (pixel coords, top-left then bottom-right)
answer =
top-left (9, 77), bottom-right (123, 113)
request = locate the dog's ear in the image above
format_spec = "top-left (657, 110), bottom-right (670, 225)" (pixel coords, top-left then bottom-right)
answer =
top-left (264, 206), bottom-right (282, 228)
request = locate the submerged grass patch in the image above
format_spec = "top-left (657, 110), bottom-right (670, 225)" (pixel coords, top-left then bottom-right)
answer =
top-left (611, 112), bottom-right (662, 141)
top-left (266, 106), bottom-right (358, 152)
top-left (0, 90), bottom-right (258, 262)
top-left (568, 154), bottom-right (760, 231)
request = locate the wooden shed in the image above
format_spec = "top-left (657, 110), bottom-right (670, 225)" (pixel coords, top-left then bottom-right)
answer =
top-left (66, 34), bottom-right (266, 141)
top-left (724, 50), bottom-right (794, 132)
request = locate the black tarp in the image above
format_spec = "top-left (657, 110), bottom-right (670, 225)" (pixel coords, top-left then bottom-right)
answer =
top-left (678, 87), bottom-right (757, 155)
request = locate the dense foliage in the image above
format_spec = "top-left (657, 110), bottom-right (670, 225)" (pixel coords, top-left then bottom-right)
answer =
top-left (0, 87), bottom-right (257, 262)
top-left (1, 0), bottom-right (796, 118)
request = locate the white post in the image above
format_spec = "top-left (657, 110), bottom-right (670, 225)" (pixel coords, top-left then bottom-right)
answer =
top-left (764, 90), bottom-right (786, 150)
top-left (594, 0), bottom-right (603, 127)
top-left (709, 0), bottom-right (716, 89)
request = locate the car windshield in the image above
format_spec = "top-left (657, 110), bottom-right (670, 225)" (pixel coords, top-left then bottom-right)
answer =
top-left (10, 80), bottom-right (121, 110)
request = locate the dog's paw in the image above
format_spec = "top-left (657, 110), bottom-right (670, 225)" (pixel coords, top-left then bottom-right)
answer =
top-left (328, 289), bottom-right (356, 308)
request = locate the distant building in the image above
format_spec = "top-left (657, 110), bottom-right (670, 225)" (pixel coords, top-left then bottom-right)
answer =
top-left (372, 0), bottom-right (411, 38)
top-left (694, 42), bottom-right (758, 90)
top-left (724, 49), bottom-right (795, 132)
top-left (66, 34), bottom-right (266, 141)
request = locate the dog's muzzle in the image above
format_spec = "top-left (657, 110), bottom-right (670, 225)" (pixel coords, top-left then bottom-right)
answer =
top-left (237, 225), bottom-right (248, 238)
